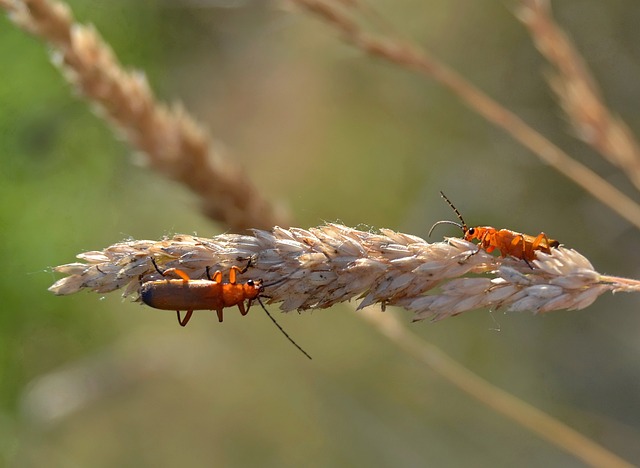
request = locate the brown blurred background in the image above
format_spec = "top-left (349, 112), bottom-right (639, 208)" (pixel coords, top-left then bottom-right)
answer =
top-left (1, 0), bottom-right (640, 466)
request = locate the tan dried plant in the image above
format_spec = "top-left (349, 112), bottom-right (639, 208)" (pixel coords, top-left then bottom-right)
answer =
top-left (519, 0), bottom-right (640, 190)
top-left (49, 225), bottom-right (640, 321)
top-left (0, 0), bottom-right (286, 231)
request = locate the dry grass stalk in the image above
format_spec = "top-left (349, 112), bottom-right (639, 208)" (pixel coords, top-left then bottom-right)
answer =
top-left (0, 0), bottom-right (287, 231)
top-left (49, 224), bottom-right (639, 320)
top-left (519, 0), bottom-right (640, 190)
top-left (289, 0), bottom-right (640, 232)
top-left (362, 312), bottom-right (635, 468)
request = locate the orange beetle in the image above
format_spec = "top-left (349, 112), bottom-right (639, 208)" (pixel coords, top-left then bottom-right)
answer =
top-left (141, 258), bottom-right (311, 359)
top-left (141, 259), bottom-right (260, 326)
top-left (429, 191), bottom-right (559, 264)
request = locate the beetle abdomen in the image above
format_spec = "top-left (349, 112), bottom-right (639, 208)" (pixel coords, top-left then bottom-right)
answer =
top-left (140, 280), bottom-right (225, 311)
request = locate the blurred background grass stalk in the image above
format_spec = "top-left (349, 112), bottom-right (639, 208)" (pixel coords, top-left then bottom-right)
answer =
top-left (293, 0), bottom-right (640, 231)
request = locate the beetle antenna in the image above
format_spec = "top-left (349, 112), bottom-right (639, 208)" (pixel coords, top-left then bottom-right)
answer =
top-left (256, 296), bottom-right (312, 360)
top-left (237, 256), bottom-right (293, 289)
top-left (428, 220), bottom-right (464, 237)
top-left (438, 191), bottom-right (468, 231)
top-left (261, 267), bottom-right (303, 289)
top-left (262, 275), bottom-right (291, 289)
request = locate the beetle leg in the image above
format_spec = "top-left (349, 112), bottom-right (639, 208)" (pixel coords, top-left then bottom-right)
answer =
top-left (163, 268), bottom-right (191, 282)
top-left (177, 310), bottom-right (193, 326)
top-left (228, 266), bottom-right (242, 284)
top-left (239, 256), bottom-right (255, 274)
top-left (519, 235), bottom-right (535, 268)
top-left (237, 301), bottom-right (248, 316)
top-left (150, 258), bottom-right (165, 275)
top-left (509, 235), bottom-right (526, 259)
top-left (151, 258), bottom-right (191, 282)
top-left (216, 309), bottom-right (224, 322)
top-left (531, 232), bottom-right (550, 252)
top-left (480, 231), bottom-right (494, 254)
top-left (541, 233), bottom-right (554, 250)
top-left (211, 270), bottom-right (222, 283)
top-left (204, 267), bottom-right (225, 283)
top-left (463, 244), bottom-right (482, 261)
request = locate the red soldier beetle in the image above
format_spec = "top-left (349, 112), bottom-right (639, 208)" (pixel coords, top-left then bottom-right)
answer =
top-left (141, 258), bottom-right (312, 359)
top-left (429, 191), bottom-right (559, 265)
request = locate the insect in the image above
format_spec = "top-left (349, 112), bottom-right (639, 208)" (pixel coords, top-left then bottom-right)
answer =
top-left (429, 191), bottom-right (559, 264)
top-left (140, 258), bottom-right (312, 359)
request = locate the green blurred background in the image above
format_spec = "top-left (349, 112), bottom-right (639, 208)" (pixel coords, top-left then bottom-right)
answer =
top-left (2, 0), bottom-right (640, 466)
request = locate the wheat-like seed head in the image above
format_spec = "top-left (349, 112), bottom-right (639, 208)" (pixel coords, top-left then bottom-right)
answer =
top-left (48, 224), bottom-right (638, 320)
top-left (519, 0), bottom-right (640, 191)
top-left (0, 0), bottom-right (286, 231)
